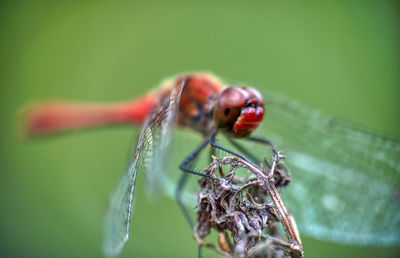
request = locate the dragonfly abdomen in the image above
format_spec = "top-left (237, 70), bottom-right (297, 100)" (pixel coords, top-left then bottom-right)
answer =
top-left (21, 92), bottom-right (157, 136)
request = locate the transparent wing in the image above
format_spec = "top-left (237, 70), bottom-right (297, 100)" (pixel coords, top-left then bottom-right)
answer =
top-left (102, 123), bottom-right (148, 256)
top-left (260, 90), bottom-right (400, 245)
top-left (102, 83), bottom-right (184, 256)
top-left (141, 83), bottom-right (184, 197)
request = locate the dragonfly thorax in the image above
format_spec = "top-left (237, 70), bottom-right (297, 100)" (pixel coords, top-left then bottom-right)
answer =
top-left (213, 86), bottom-right (264, 138)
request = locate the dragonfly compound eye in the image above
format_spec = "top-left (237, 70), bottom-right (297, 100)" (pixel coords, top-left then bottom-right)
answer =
top-left (213, 86), bottom-right (264, 138)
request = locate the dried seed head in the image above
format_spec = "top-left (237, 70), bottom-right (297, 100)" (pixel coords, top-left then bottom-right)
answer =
top-left (195, 154), bottom-right (303, 257)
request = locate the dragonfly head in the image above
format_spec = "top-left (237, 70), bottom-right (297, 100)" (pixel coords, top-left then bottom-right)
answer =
top-left (213, 86), bottom-right (264, 138)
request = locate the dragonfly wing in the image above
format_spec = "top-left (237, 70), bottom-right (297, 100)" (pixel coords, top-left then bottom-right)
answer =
top-left (102, 123), bottom-right (148, 256)
top-left (103, 83), bottom-right (184, 256)
top-left (141, 83), bottom-right (184, 198)
top-left (261, 90), bottom-right (400, 245)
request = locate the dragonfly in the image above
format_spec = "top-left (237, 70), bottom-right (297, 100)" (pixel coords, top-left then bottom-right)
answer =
top-left (22, 72), bottom-right (400, 256)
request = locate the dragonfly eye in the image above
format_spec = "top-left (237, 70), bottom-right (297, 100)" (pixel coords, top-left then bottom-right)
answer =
top-left (213, 86), bottom-right (264, 138)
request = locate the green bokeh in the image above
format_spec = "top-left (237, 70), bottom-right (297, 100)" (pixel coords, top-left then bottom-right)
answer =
top-left (1, 1), bottom-right (399, 257)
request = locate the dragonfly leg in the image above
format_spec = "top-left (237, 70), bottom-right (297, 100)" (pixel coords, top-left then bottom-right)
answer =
top-left (227, 136), bottom-right (278, 164)
top-left (210, 134), bottom-right (253, 164)
top-left (178, 137), bottom-right (220, 258)
top-left (179, 137), bottom-right (218, 179)
top-left (246, 135), bottom-right (275, 147)
top-left (227, 137), bottom-right (260, 164)
top-left (175, 173), bottom-right (194, 227)
top-left (174, 174), bottom-right (206, 258)
top-left (246, 136), bottom-right (279, 162)
top-left (247, 136), bottom-right (277, 154)
top-left (210, 141), bottom-right (217, 163)
top-left (198, 245), bottom-right (203, 258)
top-left (177, 137), bottom-right (220, 228)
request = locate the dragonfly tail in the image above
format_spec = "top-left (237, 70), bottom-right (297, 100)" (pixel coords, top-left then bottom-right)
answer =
top-left (18, 93), bottom-right (157, 137)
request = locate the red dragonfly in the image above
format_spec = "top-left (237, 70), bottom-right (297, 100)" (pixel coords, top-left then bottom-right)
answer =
top-left (24, 73), bottom-right (268, 255)
top-left (22, 72), bottom-right (400, 255)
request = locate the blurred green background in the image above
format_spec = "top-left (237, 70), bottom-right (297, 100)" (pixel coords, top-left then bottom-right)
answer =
top-left (1, 1), bottom-right (399, 257)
